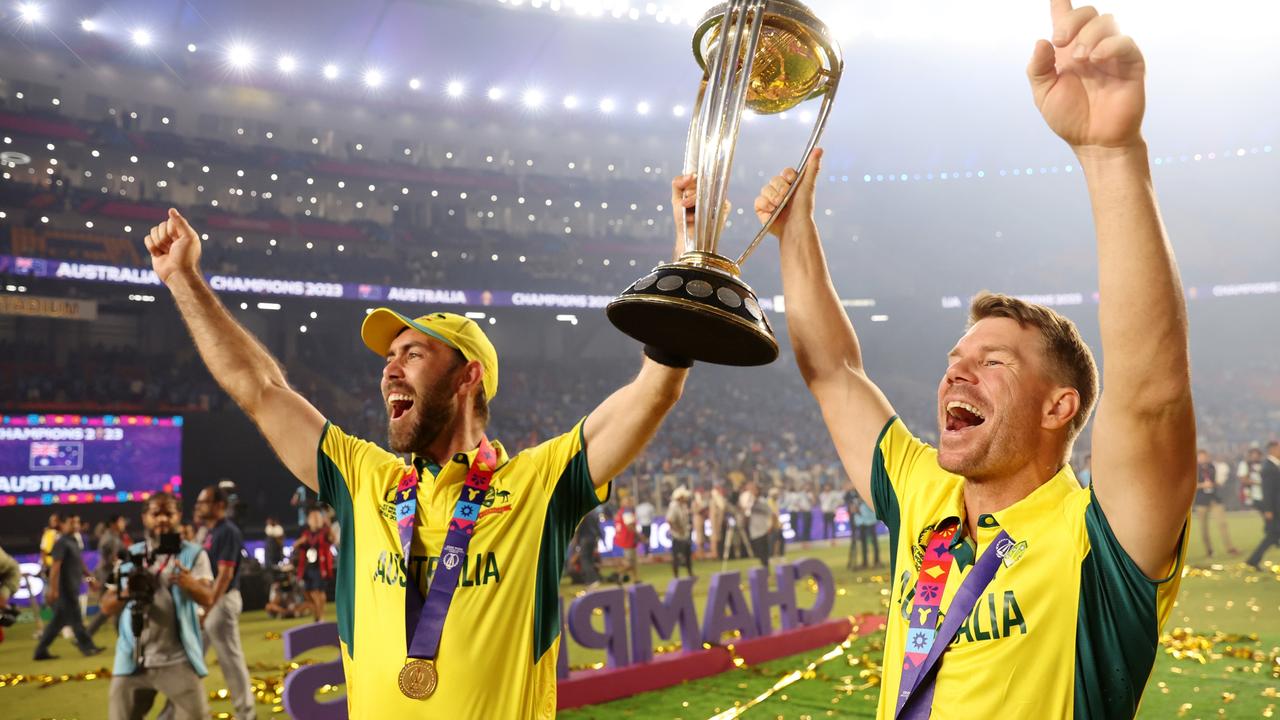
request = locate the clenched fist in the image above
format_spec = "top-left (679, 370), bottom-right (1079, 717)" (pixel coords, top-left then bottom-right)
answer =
top-left (144, 208), bottom-right (202, 285)
top-left (754, 147), bottom-right (823, 241)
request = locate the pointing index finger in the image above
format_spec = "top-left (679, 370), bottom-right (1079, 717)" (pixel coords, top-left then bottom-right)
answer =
top-left (1051, 0), bottom-right (1074, 20)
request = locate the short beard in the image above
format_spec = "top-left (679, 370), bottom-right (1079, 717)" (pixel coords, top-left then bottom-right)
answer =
top-left (938, 418), bottom-right (1030, 481)
top-left (387, 369), bottom-right (461, 456)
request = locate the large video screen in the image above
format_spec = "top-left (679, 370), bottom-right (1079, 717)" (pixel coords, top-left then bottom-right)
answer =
top-left (0, 414), bottom-right (183, 506)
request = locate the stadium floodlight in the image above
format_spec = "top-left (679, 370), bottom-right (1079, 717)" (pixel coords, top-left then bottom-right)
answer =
top-left (672, 104), bottom-right (686, 117)
top-left (521, 88), bottom-right (545, 110)
top-left (17, 2), bottom-right (43, 24)
top-left (276, 54), bottom-right (298, 74)
top-left (227, 43), bottom-right (255, 71)
top-left (80, 18), bottom-right (98, 32)
top-left (322, 63), bottom-right (340, 80)
top-left (598, 97), bottom-right (616, 113)
top-left (487, 86), bottom-right (504, 101)
top-left (187, 43), bottom-right (197, 53)
top-left (363, 68), bottom-right (384, 88)
top-left (636, 101), bottom-right (651, 116)
top-left (131, 28), bottom-right (153, 48)
top-left (446, 80), bottom-right (466, 98)
top-left (562, 94), bottom-right (579, 110)
top-left (408, 77), bottom-right (422, 90)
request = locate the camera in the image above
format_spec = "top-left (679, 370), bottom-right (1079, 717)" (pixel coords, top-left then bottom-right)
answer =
top-left (113, 531), bottom-right (181, 635)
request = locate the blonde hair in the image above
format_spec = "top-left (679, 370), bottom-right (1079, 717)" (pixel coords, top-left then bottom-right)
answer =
top-left (968, 292), bottom-right (1099, 442)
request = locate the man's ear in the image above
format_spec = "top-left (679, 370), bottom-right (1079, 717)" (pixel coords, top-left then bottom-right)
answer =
top-left (1043, 387), bottom-right (1081, 431)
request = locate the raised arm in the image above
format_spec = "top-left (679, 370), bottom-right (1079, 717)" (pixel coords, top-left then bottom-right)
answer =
top-left (581, 178), bottom-right (697, 487)
top-left (755, 149), bottom-right (895, 504)
top-left (1029, 1), bottom-right (1195, 578)
top-left (145, 209), bottom-right (327, 491)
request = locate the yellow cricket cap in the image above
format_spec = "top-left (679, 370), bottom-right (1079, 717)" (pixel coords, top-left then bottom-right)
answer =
top-left (359, 309), bottom-right (499, 401)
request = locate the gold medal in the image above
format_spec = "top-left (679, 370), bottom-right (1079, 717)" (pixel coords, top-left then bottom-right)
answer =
top-left (398, 659), bottom-right (438, 700)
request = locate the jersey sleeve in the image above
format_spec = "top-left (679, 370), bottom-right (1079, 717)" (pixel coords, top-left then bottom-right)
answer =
top-left (870, 416), bottom-right (934, 521)
top-left (208, 528), bottom-right (237, 569)
top-left (524, 416), bottom-right (608, 520)
top-left (1072, 488), bottom-right (1189, 717)
top-left (316, 421), bottom-right (402, 509)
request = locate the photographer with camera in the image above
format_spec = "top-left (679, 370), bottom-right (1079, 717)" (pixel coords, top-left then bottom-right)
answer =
top-left (34, 514), bottom-right (103, 660)
top-left (100, 492), bottom-right (214, 720)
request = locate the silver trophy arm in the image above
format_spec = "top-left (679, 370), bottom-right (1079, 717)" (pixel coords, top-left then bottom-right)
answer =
top-left (736, 76), bottom-right (840, 266)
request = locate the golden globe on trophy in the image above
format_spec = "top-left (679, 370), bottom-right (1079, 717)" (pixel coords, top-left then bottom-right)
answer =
top-left (606, 0), bottom-right (843, 366)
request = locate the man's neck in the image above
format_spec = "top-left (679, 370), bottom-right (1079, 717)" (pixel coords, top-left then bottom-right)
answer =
top-left (961, 461), bottom-right (1061, 539)
top-left (419, 417), bottom-right (485, 468)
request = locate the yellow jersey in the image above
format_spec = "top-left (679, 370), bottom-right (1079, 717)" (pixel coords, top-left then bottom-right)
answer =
top-left (871, 418), bottom-right (1186, 719)
top-left (317, 417), bottom-right (608, 718)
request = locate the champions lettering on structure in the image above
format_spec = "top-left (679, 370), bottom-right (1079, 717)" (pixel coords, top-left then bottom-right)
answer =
top-left (277, 558), bottom-right (840, 717)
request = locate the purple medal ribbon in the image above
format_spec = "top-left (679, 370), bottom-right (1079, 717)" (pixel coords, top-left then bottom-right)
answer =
top-left (895, 527), bottom-right (1012, 720)
top-left (394, 437), bottom-right (497, 662)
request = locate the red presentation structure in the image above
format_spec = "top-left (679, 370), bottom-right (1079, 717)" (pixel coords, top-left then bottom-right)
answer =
top-left (557, 614), bottom-right (887, 710)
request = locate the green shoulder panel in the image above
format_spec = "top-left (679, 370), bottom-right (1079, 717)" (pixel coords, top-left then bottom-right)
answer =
top-left (871, 416), bottom-right (902, 579)
top-left (316, 421), bottom-right (358, 659)
top-left (532, 424), bottom-right (607, 662)
top-left (1073, 489), bottom-right (1182, 719)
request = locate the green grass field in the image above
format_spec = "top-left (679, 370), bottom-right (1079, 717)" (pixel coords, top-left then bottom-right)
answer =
top-left (3, 510), bottom-right (1278, 719)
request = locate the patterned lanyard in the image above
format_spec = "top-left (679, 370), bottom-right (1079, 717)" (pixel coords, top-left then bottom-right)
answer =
top-left (895, 519), bottom-right (1012, 720)
top-left (395, 437), bottom-right (497, 661)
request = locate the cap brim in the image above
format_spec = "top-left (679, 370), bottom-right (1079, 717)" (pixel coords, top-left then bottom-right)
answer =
top-left (360, 308), bottom-right (417, 356)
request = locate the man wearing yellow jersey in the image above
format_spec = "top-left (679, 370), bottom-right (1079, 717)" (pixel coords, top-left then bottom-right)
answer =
top-left (753, 2), bottom-right (1194, 718)
top-left (144, 186), bottom-right (699, 715)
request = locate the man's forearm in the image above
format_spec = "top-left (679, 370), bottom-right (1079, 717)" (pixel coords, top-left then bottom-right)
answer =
top-left (1080, 143), bottom-right (1191, 411)
top-left (167, 270), bottom-right (291, 417)
top-left (210, 567), bottom-right (234, 605)
top-left (181, 580), bottom-right (215, 608)
top-left (778, 220), bottom-right (868, 384)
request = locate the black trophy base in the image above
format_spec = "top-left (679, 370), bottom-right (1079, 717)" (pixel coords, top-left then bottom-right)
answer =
top-left (606, 262), bottom-right (779, 366)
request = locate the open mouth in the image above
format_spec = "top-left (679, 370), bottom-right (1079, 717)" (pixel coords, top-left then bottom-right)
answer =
top-left (945, 400), bottom-right (986, 432)
top-left (388, 392), bottom-right (415, 421)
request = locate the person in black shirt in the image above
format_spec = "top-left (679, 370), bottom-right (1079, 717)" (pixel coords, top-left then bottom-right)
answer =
top-left (195, 487), bottom-right (255, 719)
top-left (34, 514), bottom-right (104, 660)
top-left (1196, 450), bottom-right (1238, 557)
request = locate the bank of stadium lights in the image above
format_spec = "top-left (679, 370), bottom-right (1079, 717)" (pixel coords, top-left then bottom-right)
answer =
top-left (363, 68), bottom-right (385, 89)
top-left (598, 97), bottom-right (616, 113)
top-left (130, 28), bottom-right (153, 48)
top-left (635, 101), bottom-right (650, 116)
top-left (80, 18), bottom-right (98, 32)
top-left (562, 95), bottom-right (580, 110)
top-left (322, 63), bottom-right (341, 81)
top-left (276, 54), bottom-right (298, 74)
top-left (487, 87), bottom-right (505, 102)
top-left (445, 80), bottom-right (466, 99)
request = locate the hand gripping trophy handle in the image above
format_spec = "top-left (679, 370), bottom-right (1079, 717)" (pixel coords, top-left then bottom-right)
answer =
top-left (608, 0), bottom-right (843, 367)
